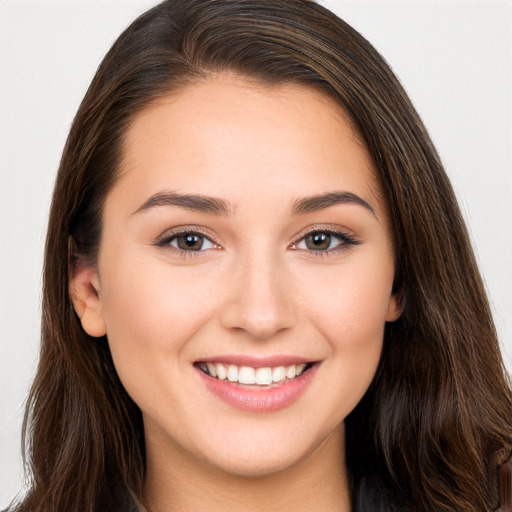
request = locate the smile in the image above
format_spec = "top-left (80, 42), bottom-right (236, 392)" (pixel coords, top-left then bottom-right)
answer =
top-left (195, 359), bottom-right (318, 412)
top-left (196, 362), bottom-right (311, 387)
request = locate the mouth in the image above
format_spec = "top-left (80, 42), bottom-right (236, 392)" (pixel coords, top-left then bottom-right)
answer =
top-left (195, 361), bottom-right (315, 388)
top-left (195, 359), bottom-right (319, 412)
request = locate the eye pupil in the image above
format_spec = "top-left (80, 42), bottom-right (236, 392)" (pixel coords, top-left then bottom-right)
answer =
top-left (177, 234), bottom-right (203, 251)
top-left (306, 232), bottom-right (331, 250)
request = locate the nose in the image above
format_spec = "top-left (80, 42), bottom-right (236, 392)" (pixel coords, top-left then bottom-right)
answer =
top-left (220, 253), bottom-right (298, 341)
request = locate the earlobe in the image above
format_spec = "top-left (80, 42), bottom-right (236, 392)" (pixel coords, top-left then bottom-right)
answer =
top-left (69, 258), bottom-right (107, 338)
top-left (385, 292), bottom-right (403, 322)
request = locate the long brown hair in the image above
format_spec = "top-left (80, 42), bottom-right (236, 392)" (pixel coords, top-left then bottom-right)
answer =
top-left (11, 1), bottom-right (511, 511)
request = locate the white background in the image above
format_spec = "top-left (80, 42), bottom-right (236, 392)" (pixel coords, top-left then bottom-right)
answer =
top-left (1, 0), bottom-right (511, 507)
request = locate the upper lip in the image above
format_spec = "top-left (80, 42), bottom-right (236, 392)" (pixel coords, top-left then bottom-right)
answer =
top-left (194, 355), bottom-right (317, 367)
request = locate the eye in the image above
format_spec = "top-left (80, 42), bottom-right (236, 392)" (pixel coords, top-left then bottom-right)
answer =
top-left (156, 231), bottom-right (219, 252)
top-left (292, 230), bottom-right (358, 252)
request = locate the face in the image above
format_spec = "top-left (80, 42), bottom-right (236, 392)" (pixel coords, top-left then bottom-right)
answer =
top-left (72, 74), bottom-right (400, 478)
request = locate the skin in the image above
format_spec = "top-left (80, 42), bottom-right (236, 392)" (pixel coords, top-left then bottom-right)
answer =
top-left (71, 73), bottom-right (401, 512)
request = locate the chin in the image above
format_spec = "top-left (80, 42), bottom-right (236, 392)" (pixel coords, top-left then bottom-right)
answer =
top-left (202, 447), bottom-right (308, 478)
top-left (195, 421), bottom-right (342, 479)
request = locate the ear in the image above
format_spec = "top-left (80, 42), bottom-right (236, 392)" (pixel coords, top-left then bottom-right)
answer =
top-left (69, 254), bottom-right (107, 338)
top-left (385, 291), bottom-right (403, 323)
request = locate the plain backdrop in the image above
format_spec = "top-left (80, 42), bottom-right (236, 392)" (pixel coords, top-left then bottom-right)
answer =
top-left (1, 0), bottom-right (511, 507)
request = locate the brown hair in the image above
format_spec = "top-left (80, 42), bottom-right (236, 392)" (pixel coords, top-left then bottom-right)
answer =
top-left (11, 1), bottom-right (511, 511)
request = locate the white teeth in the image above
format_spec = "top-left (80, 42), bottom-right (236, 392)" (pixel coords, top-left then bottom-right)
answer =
top-left (227, 365), bottom-right (238, 382)
top-left (216, 364), bottom-right (227, 380)
top-left (206, 362), bottom-right (217, 378)
top-left (201, 361), bottom-right (311, 385)
top-left (238, 366), bottom-right (256, 384)
top-left (272, 366), bottom-right (286, 382)
top-left (285, 365), bottom-right (296, 379)
top-left (255, 367), bottom-right (273, 385)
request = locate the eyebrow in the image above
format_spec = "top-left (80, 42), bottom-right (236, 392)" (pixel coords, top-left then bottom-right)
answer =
top-left (291, 191), bottom-right (375, 216)
top-left (132, 191), bottom-right (233, 216)
top-left (132, 190), bottom-right (375, 218)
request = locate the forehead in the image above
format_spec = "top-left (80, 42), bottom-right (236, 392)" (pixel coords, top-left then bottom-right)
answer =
top-left (113, 73), bottom-right (384, 217)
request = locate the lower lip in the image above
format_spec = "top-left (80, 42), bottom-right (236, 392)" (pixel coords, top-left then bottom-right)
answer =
top-left (196, 364), bottom-right (318, 413)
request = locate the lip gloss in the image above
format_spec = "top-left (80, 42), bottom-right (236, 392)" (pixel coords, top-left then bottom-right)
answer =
top-left (196, 363), bottom-right (318, 412)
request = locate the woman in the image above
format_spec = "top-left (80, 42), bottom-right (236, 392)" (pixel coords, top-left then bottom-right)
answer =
top-left (7, 1), bottom-right (511, 511)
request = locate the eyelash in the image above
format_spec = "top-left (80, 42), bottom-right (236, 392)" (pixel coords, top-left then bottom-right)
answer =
top-left (290, 229), bottom-right (360, 256)
top-left (154, 228), bottom-right (360, 257)
top-left (154, 228), bottom-right (221, 257)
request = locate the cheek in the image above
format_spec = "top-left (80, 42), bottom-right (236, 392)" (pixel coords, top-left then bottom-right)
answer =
top-left (97, 256), bottom-right (219, 392)
top-left (101, 252), bottom-right (219, 328)
top-left (298, 253), bottom-right (394, 411)
top-left (302, 250), bottom-right (395, 342)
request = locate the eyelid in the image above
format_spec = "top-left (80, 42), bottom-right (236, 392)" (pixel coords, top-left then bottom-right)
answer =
top-left (289, 226), bottom-right (360, 253)
top-left (154, 226), bottom-right (222, 251)
top-left (153, 224), bottom-right (359, 256)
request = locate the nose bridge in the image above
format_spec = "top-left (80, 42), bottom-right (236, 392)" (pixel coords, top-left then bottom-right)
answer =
top-left (220, 244), bottom-right (297, 340)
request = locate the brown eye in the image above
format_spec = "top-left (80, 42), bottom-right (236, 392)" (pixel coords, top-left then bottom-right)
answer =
top-left (176, 234), bottom-right (204, 250)
top-left (156, 230), bottom-right (219, 253)
top-left (292, 230), bottom-right (358, 253)
top-left (168, 232), bottom-right (216, 251)
top-left (304, 232), bottom-right (332, 251)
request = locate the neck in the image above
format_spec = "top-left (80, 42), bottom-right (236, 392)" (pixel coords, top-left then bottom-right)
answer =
top-left (143, 422), bottom-right (350, 512)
